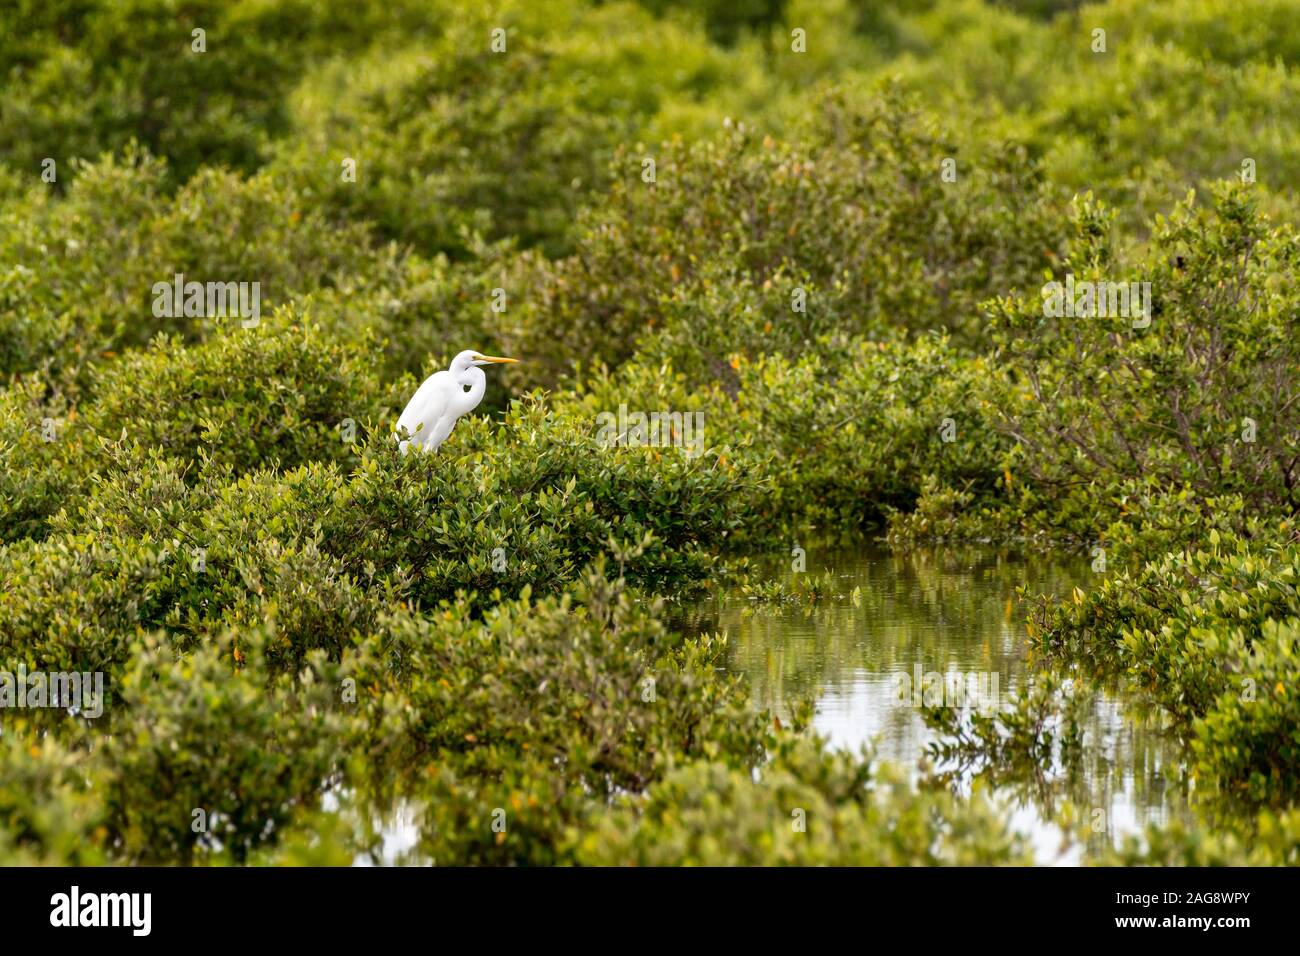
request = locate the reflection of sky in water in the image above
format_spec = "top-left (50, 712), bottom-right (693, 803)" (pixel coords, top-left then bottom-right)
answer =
top-left (669, 544), bottom-right (1193, 862)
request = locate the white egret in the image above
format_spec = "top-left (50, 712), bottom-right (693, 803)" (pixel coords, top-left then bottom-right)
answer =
top-left (396, 350), bottom-right (519, 454)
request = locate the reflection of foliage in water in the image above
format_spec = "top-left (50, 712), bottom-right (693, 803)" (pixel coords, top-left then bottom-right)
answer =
top-left (676, 544), bottom-right (1085, 713)
top-left (924, 670), bottom-right (1193, 854)
top-left (672, 544), bottom-right (1197, 857)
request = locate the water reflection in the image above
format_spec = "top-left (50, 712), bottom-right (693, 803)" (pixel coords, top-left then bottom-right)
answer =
top-left (670, 544), bottom-right (1193, 859)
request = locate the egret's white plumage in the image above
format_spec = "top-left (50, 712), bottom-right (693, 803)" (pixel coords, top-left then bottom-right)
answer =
top-left (396, 349), bottom-right (518, 454)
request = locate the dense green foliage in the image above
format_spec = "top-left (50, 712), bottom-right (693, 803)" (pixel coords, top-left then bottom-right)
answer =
top-left (1, 0), bottom-right (1297, 865)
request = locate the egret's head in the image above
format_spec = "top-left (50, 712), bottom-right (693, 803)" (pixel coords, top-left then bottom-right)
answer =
top-left (451, 349), bottom-right (520, 371)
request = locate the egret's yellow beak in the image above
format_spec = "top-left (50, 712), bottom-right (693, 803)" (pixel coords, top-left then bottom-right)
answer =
top-left (476, 354), bottom-right (520, 364)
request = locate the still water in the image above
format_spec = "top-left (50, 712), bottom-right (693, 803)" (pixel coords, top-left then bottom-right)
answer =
top-left (669, 544), bottom-right (1193, 863)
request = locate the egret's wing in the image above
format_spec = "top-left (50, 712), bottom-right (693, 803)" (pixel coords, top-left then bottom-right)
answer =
top-left (396, 372), bottom-right (451, 446)
top-left (422, 411), bottom-right (460, 451)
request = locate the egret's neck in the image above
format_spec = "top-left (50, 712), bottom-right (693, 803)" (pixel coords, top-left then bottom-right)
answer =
top-left (453, 365), bottom-right (487, 415)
